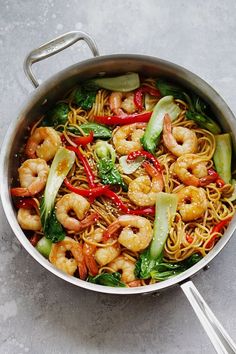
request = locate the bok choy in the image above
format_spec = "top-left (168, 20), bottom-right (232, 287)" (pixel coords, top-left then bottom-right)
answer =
top-left (40, 147), bottom-right (75, 243)
top-left (86, 73), bottom-right (140, 92)
top-left (156, 79), bottom-right (221, 134)
top-left (95, 141), bottom-right (127, 191)
top-left (141, 96), bottom-right (181, 154)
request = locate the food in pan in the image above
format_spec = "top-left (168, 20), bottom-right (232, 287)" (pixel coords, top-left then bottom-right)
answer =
top-left (11, 73), bottom-right (236, 287)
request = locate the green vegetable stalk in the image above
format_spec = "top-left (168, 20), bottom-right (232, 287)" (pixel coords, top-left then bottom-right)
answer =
top-left (141, 96), bottom-right (181, 154)
top-left (213, 133), bottom-right (232, 184)
top-left (87, 72), bottom-right (140, 92)
top-left (156, 79), bottom-right (221, 134)
top-left (150, 192), bottom-right (178, 259)
top-left (40, 147), bottom-right (75, 243)
top-left (95, 141), bottom-right (127, 191)
top-left (36, 237), bottom-right (52, 258)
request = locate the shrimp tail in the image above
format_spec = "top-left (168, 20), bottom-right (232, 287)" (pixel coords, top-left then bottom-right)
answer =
top-left (78, 263), bottom-right (88, 280)
top-left (84, 255), bottom-right (99, 276)
top-left (11, 187), bottom-right (31, 197)
top-left (78, 212), bottom-right (100, 231)
top-left (103, 221), bottom-right (121, 242)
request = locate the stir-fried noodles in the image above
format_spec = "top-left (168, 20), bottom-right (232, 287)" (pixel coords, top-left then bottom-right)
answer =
top-left (11, 73), bottom-right (236, 287)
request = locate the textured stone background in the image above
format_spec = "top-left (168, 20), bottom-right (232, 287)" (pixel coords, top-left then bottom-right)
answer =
top-left (0, 1), bottom-right (236, 353)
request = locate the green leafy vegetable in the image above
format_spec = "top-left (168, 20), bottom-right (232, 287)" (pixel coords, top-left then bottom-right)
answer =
top-left (40, 147), bottom-right (75, 242)
top-left (135, 249), bottom-right (203, 281)
top-left (59, 123), bottom-right (112, 139)
top-left (42, 103), bottom-right (69, 127)
top-left (141, 96), bottom-right (181, 153)
top-left (156, 79), bottom-right (221, 134)
top-left (88, 272), bottom-right (126, 287)
top-left (213, 133), bottom-right (232, 184)
top-left (186, 111), bottom-right (221, 134)
top-left (73, 86), bottom-right (97, 110)
top-left (87, 73), bottom-right (140, 92)
top-left (95, 141), bottom-right (127, 191)
top-left (150, 192), bottom-right (178, 259)
top-left (36, 236), bottom-right (52, 258)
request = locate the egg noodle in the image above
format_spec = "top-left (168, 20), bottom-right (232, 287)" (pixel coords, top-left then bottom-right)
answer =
top-left (13, 77), bottom-right (236, 287)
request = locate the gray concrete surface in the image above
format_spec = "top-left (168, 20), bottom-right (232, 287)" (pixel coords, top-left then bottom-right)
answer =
top-left (0, 0), bottom-right (236, 353)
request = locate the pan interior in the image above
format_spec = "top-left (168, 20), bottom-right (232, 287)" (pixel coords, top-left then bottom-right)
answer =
top-left (2, 54), bottom-right (236, 294)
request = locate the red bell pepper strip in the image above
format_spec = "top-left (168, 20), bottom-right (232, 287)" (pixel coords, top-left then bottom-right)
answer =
top-left (103, 189), bottom-right (155, 216)
top-left (64, 178), bottom-right (109, 198)
top-left (127, 150), bottom-right (162, 172)
top-left (133, 89), bottom-right (143, 111)
top-left (72, 131), bottom-right (94, 146)
top-left (66, 146), bottom-right (96, 188)
top-left (61, 131), bottom-right (94, 146)
top-left (15, 198), bottom-right (37, 209)
top-left (95, 112), bottom-right (152, 126)
top-left (199, 168), bottom-right (226, 187)
top-left (134, 86), bottom-right (161, 110)
top-left (206, 217), bottom-right (232, 248)
top-left (207, 168), bottom-right (225, 187)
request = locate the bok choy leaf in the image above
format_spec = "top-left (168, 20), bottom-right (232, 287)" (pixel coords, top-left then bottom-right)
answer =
top-left (40, 147), bottom-right (75, 243)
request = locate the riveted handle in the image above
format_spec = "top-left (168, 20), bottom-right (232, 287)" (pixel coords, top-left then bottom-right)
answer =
top-left (24, 31), bottom-right (99, 88)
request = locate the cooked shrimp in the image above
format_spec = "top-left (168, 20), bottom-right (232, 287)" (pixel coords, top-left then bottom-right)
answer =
top-left (106, 215), bottom-right (153, 252)
top-left (113, 123), bottom-right (146, 155)
top-left (95, 242), bottom-right (121, 267)
top-left (83, 228), bottom-right (120, 272)
top-left (173, 154), bottom-right (208, 187)
top-left (11, 158), bottom-right (49, 197)
top-left (177, 186), bottom-right (208, 221)
top-left (49, 237), bottom-right (87, 279)
top-left (17, 206), bottom-right (41, 231)
top-left (109, 92), bottom-right (136, 115)
top-left (108, 255), bottom-right (136, 283)
top-left (25, 127), bottom-right (61, 161)
top-left (128, 162), bottom-right (163, 206)
top-left (163, 114), bottom-right (198, 157)
top-left (55, 193), bottom-right (90, 232)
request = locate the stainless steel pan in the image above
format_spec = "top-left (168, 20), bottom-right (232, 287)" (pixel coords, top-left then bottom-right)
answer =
top-left (1, 31), bottom-right (236, 353)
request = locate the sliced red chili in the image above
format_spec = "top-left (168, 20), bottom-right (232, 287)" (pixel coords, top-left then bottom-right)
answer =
top-left (64, 178), bottom-right (109, 198)
top-left (66, 146), bottom-right (96, 188)
top-left (199, 168), bottom-right (226, 187)
top-left (103, 189), bottom-right (155, 216)
top-left (15, 198), bottom-right (37, 209)
top-left (72, 131), bottom-right (94, 146)
top-left (127, 150), bottom-right (162, 172)
top-left (133, 89), bottom-right (143, 111)
top-left (206, 217), bottom-right (232, 248)
top-left (95, 112), bottom-right (152, 126)
top-left (207, 168), bottom-right (225, 187)
top-left (133, 86), bottom-right (160, 111)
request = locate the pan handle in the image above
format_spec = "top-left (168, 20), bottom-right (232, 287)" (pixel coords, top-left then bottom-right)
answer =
top-left (24, 31), bottom-right (99, 88)
top-left (180, 280), bottom-right (236, 353)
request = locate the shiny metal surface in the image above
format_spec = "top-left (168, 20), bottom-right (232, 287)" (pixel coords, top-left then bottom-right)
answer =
top-left (1, 53), bottom-right (236, 295)
top-left (1, 32), bottom-right (236, 352)
top-left (24, 31), bottom-right (99, 88)
top-left (181, 280), bottom-right (236, 353)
